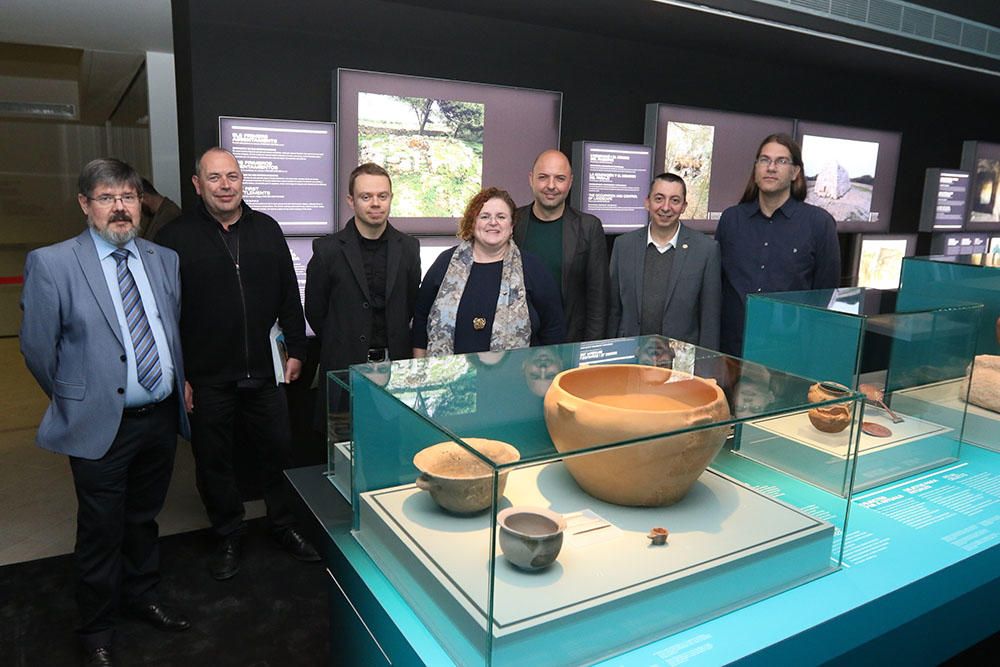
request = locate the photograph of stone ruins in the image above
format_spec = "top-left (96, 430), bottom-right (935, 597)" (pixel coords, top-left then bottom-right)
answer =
top-left (801, 134), bottom-right (880, 223)
top-left (357, 92), bottom-right (484, 218)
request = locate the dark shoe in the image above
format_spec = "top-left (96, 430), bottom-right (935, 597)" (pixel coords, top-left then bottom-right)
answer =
top-left (210, 535), bottom-right (241, 580)
top-left (277, 528), bottom-right (321, 562)
top-left (83, 646), bottom-right (114, 667)
top-left (125, 602), bottom-right (192, 631)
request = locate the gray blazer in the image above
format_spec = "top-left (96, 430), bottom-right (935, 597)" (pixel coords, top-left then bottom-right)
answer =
top-left (607, 224), bottom-right (721, 350)
top-left (20, 230), bottom-right (190, 460)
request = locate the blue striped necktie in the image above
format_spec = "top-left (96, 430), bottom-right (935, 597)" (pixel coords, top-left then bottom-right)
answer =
top-left (112, 249), bottom-right (162, 392)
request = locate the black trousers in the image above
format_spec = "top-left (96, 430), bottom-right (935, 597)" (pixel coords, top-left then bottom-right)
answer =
top-left (189, 382), bottom-right (295, 539)
top-left (69, 396), bottom-right (178, 651)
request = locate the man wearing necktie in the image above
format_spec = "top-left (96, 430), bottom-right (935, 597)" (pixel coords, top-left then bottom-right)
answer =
top-left (20, 158), bottom-right (192, 667)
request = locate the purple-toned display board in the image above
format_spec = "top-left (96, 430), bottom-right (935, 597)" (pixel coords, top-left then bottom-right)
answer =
top-left (570, 141), bottom-right (652, 232)
top-left (285, 237), bottom-right (317, 337)
top-left (795, 121), bottom-right (900, 233)
top-left (918, 169), bottom-right (969, 232)
top-left (960, 141), bottom-right (1000, 231)
top-left (644, 103), bottom-right (794, 233)
top-left (219, 117), bottom-right (336, 236)
top-left (336, 69), bottom-right (562, 235)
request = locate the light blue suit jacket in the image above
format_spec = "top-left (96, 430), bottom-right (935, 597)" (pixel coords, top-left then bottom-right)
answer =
top-left (20, 230), bottom-right (190, 459)
top-left (607, 224), bottom-right (722, 350)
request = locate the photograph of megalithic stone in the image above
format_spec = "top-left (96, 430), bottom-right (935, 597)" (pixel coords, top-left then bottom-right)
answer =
top-left (802, 134), bottom-right (879, 223)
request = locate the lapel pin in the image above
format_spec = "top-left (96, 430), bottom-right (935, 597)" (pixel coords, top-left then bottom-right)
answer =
top-left (682, 244), bottom-right (688, 249)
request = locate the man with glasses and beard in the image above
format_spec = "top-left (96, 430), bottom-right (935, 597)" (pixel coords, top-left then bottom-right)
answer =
top-left (20, 158), bottom-right (191, 667)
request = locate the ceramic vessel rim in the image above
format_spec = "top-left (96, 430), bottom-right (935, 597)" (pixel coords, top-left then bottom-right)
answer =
top-left (412, 439), bottom-right (521, 481)
top-left (550, 364), bottom-right (721, 414)
top-left (497, 506), bottom-right (567, 536)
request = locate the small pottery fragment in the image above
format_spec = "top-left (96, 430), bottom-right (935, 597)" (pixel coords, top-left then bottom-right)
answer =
top-left (544, 365), bottom-right (730, 507)
top-left (806, 381), bottom-right (853, 433)
top-left (413, 438), bottom-right (520, 514)
top-left (647, 527), bottom-right (669, 546)
top-left (497, 507), bottom-right (566, 571)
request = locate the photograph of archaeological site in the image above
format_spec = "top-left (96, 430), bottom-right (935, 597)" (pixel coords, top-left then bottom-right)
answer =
top-left (663, 121), bottom-right (715, 220)
top-left (357, 92), bottom-right (484, 217)
top-left (801, 135), bottom-right (880, 223)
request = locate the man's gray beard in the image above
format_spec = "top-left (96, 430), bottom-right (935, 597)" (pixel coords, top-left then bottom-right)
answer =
top-left (91, 220), bottom-right (139, 246)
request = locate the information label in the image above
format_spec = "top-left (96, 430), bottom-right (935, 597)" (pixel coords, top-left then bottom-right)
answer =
top-left (919, 169), bottom-right (969, 232)
top-left (284, 237), bottom-right (316, 337)
top-left (220, 117), bottom-right (336, 235)
top-left (572, 141), bottom-right (653, 232)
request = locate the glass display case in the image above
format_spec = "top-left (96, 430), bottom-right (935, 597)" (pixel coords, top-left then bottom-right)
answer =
top-left (895, 255), bottom-right (1000, 451)
top-left (325, 368), bottom-right (353, 502)
top-left (341, 338), bottom-right (862, 666)
top-left (743, 288), bottom-right (982, 491)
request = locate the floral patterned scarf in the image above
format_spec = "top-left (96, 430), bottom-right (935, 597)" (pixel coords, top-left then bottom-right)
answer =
top-left (426, 240), bottom-right (531, 356)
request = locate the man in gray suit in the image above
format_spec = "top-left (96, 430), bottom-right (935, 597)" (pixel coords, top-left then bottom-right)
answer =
top-left (21, 158), bottom-right (192, 667)
top-left (607, 173), bottom-right (721, 349)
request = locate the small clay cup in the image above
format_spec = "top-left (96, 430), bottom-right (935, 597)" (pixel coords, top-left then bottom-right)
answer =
top-left (806, 381), bottom-right (853, 433)
top-left (413, 438), bottom-right (520, 514)
top-left (497, 506), bottom-right (566, 571)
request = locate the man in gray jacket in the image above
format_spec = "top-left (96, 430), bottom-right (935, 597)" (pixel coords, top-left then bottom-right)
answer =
top-left (21, 158), bottom-right (192, 666)
top-left (607, 173), bottom-right (721, 349)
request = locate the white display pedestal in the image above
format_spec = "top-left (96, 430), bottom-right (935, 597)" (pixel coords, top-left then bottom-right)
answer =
top-left (355, 460), bottom-right (833, 667)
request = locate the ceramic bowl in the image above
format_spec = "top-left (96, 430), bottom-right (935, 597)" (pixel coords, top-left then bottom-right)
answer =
top-left (497, 506), bottom-right (566, 571)
top-left (412, 438), bottom-right (520, 514)
top-left (806, 381), bottom-right (853, 433)
top-left (544, 364), bottom-right (730, 507)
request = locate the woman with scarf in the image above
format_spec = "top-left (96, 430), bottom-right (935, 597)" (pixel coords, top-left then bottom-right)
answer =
top-left (413, 187), bottom-right (565, 357)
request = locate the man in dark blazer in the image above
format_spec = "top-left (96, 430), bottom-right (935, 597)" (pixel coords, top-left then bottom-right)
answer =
top-left (513, 149), bottom-right (609, 342)
top-left (20, 158), bottom-right (192, 667)
top-left (304, 163), bottom-right (420, 435)
top-left (607, 173), bottom-right (721, 349)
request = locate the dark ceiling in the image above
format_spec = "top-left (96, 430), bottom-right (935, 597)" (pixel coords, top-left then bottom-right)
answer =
top-left (390, 0), bottom-right (1000, 91)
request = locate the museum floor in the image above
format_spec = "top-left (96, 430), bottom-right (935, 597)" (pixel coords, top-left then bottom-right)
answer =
top-left (0, 335), bottom-right (269, 566)
top-left (0, 336), bottom-right (325, 665)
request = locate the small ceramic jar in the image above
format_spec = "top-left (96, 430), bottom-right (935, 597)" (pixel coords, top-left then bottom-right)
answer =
top-left (806, 381), bottom-right (853, 433)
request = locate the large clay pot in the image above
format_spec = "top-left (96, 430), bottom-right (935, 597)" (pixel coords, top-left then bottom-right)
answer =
top-left (543, 364), bottom-right (730, 507)
top-left (413, 438), bottom-right (520, 514)
top-left (806, 381), bottom-right (853, 433)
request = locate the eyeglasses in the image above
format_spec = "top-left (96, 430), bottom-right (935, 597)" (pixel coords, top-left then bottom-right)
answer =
top-left (87, 193), bottom-right (141, 207)
top-left (755, 156), bottom-right (794, 167)
top-left (477, 213), bottom-right (510, 223)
